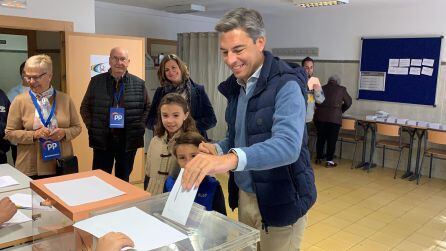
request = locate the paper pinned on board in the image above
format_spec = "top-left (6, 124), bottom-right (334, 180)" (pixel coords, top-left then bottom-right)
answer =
top-left (411, 59), bottom-right (422, 66)
top-left (73, 207), bottom-right (188, 250)
top-left (422, 58), bottom-right (435, 67)
top-left (421, 67), bottom-right (434, 76)
top-left (44, 176), bottom-right (125, 207)
top-left (409, 67), bottom-right (421, 76)
top-left (389, 59), bottom-right (399, 67)
top-left (399, 59), bottom-right (411, 67)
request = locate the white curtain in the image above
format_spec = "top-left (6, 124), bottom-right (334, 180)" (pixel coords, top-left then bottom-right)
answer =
top-left (178, 32), bottom-right (231, 141)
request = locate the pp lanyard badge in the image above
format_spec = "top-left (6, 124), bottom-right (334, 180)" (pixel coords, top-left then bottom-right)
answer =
top-left (109, 83), bottom-right (125, 128)
top-left (29, 90), bottom-right (61, 161)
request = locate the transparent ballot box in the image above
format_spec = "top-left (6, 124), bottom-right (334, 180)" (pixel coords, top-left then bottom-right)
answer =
top-left (87, 193), bottom-right (260, 250)
top-left (29, 170), bottom-right (150, 250)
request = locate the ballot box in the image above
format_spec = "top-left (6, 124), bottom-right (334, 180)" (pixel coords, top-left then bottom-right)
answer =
top-left (29, 170), bottom-right (150, 250)
top-left (83, 193), bottom-right (260, 250)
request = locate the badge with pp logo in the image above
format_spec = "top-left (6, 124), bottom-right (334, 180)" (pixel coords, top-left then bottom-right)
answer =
top-left (109, 107), bottom-right (125, 128)
top-left (40, 139), bottom-right (61, 161)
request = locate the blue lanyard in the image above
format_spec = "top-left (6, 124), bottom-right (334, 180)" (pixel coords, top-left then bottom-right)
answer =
top-left (114, 82), bottom-right (124, 106)
top-left (29, 90), bottom-right (57, 127)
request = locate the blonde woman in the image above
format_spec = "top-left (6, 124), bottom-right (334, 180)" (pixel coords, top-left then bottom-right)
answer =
top-left (5, 54), bottom-right (81, 179)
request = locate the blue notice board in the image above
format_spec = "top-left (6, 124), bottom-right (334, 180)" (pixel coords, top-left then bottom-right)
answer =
top-left (358, 37), bottom-right (442, 106)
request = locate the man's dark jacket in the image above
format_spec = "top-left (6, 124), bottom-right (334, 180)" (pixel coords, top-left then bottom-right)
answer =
top-left (80, 71), bottom-right (150, 151)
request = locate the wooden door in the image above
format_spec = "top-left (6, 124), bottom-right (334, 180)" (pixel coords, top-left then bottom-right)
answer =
top-left (65, 32), bottom-right (145, 184)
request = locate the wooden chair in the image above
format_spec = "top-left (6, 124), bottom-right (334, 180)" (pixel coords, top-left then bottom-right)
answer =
top-left (417, 130), bottom-right (446, 184)
top-left (375, 123), bottom-right (409, 178)
top-left (338, 118), bottom-right (364, 168)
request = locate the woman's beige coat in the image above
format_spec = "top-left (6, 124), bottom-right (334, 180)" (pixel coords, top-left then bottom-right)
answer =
top-left (5, 91), bottom-right (82, 176)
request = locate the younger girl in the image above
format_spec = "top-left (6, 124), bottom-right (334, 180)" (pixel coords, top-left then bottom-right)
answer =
top-left (165, 131), bottom-right (227, 215)
top-left (145, 93), bottom-right (196, 195)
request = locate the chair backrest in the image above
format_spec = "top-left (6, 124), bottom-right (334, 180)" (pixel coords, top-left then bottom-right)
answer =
top-left (376, 123), bottom-right (400, 137)
top-left (341, 119), bottom-right (356, 131)
top-left (427, 130), bottom-right (446, 145)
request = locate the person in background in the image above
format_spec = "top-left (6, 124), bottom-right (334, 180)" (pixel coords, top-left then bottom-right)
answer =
top-left (146, 54), bottom-right (216, 140)
top-left (7, 62), bottom-right (28, 102)
top-left (0, 197), bottom-right (17, 224)
top-left (80, 47), bottom-right (150, 182)
top-left (302, 57), bottom-right (325, 128)
top-left (314, 75), bottom-right (352, 167)
top-left (145, 93), bottom-right (196, 195)
top-left (0, 89), bottom-right (10, 164)
top-left (166, 131), bottom-right (227, 215)
top-left (7, 62), bottom-right (28, 164)
top-left (181, 8), bottom-right (316, 250)
top-left (5, 54), bottom-right (82, 179)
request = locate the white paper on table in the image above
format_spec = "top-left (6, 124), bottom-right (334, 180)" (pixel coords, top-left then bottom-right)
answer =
top-left (407, 120), bottom-right (418, 126)
top-left (421, 67), bottom-right (434, 76)
top-left (399, 59), bottom-right (411, 67)
top-left (389, 59), bottom-right (399, 67)
top-left (428, 123), bottom-right (441, 130)
top-left (422, 58), bottom-right (435, 67)
top-left (409, 67), bottom-right (421, 75)
top-left (9, 193), bottom-right (32, 209)
top-left (162, 168), bottom-right (198, 225)
top-left (411, 59), bottom-right (422, 66)
top-left (417, 121), bottom-right (429, 128)
top-left (1, 211), bottom-right (32, 227)
top-left (74, 207), bottom-right (187, 250)
top-left (44, 176), bottom-right (125, 206)
top-left (0, 176), bottom-right (19, 188)
top-left (396, 118), bottom-right (408, 125)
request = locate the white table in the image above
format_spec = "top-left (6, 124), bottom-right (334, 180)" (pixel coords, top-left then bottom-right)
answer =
top-left (0, 164), bottom-right (31, 193)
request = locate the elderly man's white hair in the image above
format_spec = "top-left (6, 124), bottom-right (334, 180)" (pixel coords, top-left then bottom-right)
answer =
top-left (328, 75), bottom-right (341, 85)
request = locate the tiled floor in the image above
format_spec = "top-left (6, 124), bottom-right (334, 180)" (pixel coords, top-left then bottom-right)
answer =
top-left (216, 160), bottom-right (446, 250)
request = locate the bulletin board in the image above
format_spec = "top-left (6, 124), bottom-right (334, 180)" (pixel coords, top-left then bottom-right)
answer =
top-left (358, 37), bottom-right (442, 106)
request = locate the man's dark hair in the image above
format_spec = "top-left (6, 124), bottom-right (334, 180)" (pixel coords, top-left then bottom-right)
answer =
top-left (301, 57), bottom-right (314, 66)
top-left (19, 62), bottom-right (25, 76)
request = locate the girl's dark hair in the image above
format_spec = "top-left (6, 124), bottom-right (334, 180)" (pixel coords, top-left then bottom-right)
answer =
top-left (172, 131), bottom-right (205, 157)
top-left (154, 93), bottom-right (197, 137)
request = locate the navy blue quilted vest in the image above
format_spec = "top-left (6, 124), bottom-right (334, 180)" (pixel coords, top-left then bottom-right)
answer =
top-left (218, 51), bottom-right (317, 227)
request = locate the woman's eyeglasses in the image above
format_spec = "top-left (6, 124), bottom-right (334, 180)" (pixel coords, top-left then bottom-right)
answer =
top-left (23, 72), bottom-right (47, 82)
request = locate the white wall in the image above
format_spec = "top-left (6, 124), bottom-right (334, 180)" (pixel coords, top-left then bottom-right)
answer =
top-left (0, 0), bottom-right (95, 33)
top-left (95, 2), bottom-right (217, 40)
top-left (262, 0), bottom-right (446, 178)
top-left (264, 0), bottom-right (446, 60)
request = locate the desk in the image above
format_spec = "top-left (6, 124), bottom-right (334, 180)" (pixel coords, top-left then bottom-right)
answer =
top-left (0, 164), bottom-right (31, 193)
top-left (0, 188), bottom-right (33, 249)
top-left (344, 115), bottom-right (443, 182)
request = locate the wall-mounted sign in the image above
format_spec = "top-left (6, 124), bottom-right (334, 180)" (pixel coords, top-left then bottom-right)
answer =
top-left (90, 55), bottom-right (110, 77)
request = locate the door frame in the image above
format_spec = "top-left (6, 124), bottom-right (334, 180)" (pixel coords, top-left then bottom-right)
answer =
top-left (0, 15), bottom-right (73, 91)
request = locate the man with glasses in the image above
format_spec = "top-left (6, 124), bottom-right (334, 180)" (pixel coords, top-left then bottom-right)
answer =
top-left (81, 47), bottom-right (150, 182)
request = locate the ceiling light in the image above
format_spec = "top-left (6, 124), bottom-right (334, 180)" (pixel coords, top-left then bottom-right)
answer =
top-left (164, 4), bottom-right (205, 14)
top-left (0, 0), bottom-right (26, 8)
top-left (294, 0), bottom-right (349, 8)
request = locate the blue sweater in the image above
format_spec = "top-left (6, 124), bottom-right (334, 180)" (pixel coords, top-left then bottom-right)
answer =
top-left (217, 66), bottom-right (306, 193)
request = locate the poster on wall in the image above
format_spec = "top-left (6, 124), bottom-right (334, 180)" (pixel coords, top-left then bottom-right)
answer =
top-left (90, 55), bottom-right (110, 77)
